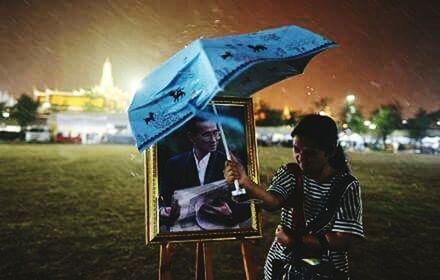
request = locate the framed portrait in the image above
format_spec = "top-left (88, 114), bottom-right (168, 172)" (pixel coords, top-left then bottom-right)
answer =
top-left (144, 96), bottom-right (262, 243)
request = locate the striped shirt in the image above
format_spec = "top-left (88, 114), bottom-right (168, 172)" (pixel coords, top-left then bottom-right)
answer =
top-left (264, 165), bottom-right (364, 280)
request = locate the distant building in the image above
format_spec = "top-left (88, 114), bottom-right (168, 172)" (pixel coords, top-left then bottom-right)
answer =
top-left (34, 58), bottom-right (130, 113)
top-left (48, 111), bottom-right (133, 145)
top-left (31, 58), bottom-right (134, 144)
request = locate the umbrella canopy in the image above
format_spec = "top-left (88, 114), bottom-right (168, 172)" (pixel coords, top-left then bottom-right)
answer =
top-left (128, 25), bottom-right (336, 152)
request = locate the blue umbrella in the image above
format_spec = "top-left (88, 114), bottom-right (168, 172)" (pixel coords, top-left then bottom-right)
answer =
top-left (128, 25), bottom-right (336, 152)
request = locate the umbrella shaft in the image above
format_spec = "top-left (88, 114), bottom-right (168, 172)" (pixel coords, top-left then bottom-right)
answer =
top-left (212, 105), bottom-right (240, 191)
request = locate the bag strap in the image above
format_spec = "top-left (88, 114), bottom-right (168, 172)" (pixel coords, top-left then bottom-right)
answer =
top-left (305, 174), bottom-right (356, 234)
top-left (285, 163), bottom-right (305, 233)
top-left (285, 163), bottom-right (356, 235)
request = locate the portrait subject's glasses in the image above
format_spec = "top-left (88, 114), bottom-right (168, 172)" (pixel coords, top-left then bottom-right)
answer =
top-left (198, 130), bottom-right (221, 142)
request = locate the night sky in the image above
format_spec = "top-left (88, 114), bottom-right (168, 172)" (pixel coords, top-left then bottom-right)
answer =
top-left (1, 0), bottom-right (439, 117)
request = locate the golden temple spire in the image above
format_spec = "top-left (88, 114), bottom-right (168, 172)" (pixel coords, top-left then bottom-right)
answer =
top-left (100, 57), bottom-right (114, 89)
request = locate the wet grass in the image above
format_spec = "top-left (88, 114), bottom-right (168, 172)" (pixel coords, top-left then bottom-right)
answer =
top-left (1, 144), bottom-right (439, 279)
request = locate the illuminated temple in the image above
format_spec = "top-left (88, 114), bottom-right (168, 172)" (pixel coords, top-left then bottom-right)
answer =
top-left (34, 58), bottom-right (129, 113)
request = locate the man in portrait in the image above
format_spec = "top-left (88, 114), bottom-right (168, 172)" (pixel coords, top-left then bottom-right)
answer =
top-left (158, 115), bottom-right (251, 231)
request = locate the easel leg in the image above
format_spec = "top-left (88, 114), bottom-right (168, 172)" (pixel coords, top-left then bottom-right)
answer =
top-left (195, 242), bottom-right (214, 280)
top-left (159, 243), bottom-right (174, 280)
top-left (241, 240), bottom-right (257, 280)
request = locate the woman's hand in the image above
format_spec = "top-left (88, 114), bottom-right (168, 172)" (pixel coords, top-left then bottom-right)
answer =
top-left (223, 159), bottom-right (250, 186)
top-left (274, 225), bottom-right (295, 247)
top-left (224, 159), bottom-right (285, 212)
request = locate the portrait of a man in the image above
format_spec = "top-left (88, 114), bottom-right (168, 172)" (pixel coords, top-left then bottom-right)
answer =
top-left (157, 105), bottom-right (251, 232)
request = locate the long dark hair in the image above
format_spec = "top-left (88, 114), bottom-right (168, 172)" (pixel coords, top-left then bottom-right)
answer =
top-left (291, 114), bottom-right (350, 173)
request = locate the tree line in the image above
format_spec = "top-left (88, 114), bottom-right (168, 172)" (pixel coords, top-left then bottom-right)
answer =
top-left (255, 98), bottom-right (439, 145)
top-left (1, 94), bottom-right (39, 131)
top-left (1, 93), bottom-right (439, 146)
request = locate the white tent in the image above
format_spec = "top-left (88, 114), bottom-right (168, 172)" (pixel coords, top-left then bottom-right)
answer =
top-left (49, 112), bottom-right (134, 144)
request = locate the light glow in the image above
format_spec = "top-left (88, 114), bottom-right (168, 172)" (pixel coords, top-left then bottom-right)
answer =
top-left (346, 95), bottom-right (355, 103)
top-left (130, 80), bottom-right (142, 93)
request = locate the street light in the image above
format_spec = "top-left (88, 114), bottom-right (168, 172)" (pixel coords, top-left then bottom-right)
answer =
top-left (346, 95), bottom-right (355, 103)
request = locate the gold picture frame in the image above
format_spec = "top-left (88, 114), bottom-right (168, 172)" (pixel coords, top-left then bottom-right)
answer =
top-left (144, 96), bottom-right (262, 244)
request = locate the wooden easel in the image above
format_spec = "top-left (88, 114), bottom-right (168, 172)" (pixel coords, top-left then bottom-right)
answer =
top-left (159, 240), bottom-right (257, 280)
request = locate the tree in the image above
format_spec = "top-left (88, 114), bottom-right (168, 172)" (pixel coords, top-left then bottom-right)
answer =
top-left (10, 94), bottom-right (39, 130)
top-left (255, 101), bottom-right (285, 126)
top-left (256, 109), bottom-right (284, 126)
top-left (371, 103), bottom-right (402, 145)
top-left (283, 111), bottom-right (298, 126)
top-left (0, 102), bottom-right (5, 120)
top-left (428, 110), bottom-right (440, 125)
top-left (406, 108), bottom-right (431, 142)
top-left (339, 96), bottom-right (367, 134)
top-left (313, 97), bottom-right (332, 114)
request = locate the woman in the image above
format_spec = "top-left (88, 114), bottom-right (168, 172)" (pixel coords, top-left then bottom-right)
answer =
top-left (224, 114), bottom-right (364, 280)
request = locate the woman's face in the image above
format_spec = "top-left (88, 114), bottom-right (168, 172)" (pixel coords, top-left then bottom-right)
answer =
top-left (292, 135), bottom-right (330, 177)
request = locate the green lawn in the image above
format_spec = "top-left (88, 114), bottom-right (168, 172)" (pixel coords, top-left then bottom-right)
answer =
top-left (1, 145), bottom-right (439, 279)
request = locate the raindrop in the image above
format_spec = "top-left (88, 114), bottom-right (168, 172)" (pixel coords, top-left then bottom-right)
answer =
top-left (369, 81), bottom-right (381, 88)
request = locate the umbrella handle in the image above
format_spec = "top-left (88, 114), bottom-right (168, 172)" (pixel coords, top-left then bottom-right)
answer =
top-left (211, 105), bottom-right (243, 193)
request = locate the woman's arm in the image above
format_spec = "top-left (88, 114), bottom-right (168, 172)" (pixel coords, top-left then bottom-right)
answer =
top-left (275, 226), bottom-right (361, 257)
top-left (224, 160), bottom-right (284, 211)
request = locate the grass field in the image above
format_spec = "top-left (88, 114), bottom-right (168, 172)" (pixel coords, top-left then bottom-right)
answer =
top-left (1, 144), bottom-right (439, 279)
